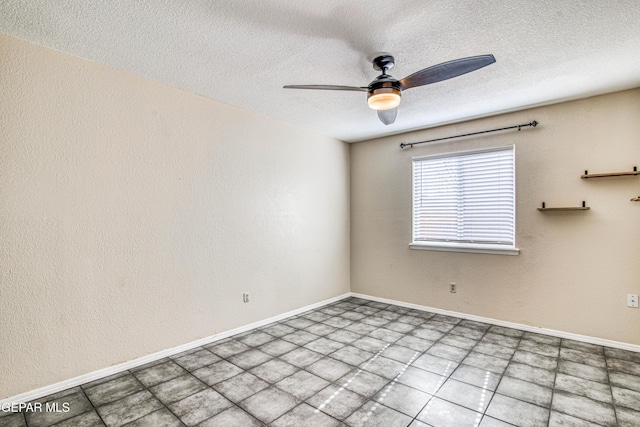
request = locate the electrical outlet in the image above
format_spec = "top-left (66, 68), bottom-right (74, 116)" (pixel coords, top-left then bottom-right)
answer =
top-left (450, 283), bottom-right (457, 293)
top-left (243, 292), bottom-right (250, 303)
top-left (628, 294), bottom-right (638, 308)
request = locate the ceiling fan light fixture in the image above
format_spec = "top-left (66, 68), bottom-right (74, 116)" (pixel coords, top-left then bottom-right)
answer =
top-left (367, 87), bottom-right (401, 110)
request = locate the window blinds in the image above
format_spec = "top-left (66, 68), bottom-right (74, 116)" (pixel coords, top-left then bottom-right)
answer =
top-left (412, 146), bottom-right (515, 246)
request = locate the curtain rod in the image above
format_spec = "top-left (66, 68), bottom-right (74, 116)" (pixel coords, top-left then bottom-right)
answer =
top-left (400, 120), bottom-right (538, 149)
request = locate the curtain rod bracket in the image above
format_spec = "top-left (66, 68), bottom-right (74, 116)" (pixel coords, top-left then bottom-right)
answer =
top-left (400, 120), bottom-right (539, 149)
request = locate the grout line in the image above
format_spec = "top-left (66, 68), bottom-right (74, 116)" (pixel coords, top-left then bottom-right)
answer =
top-left (356, 348), bottom-right (419, 424)
top-left (77, 386), bottom-right (110, 427)
top-left (137, 372), bottom-right (191, 427)
top-left (454, 323), bottom-right (496, 427)
top-left (547, 338), bottom-right (561, 426)
top-left (602, 342), bottom-right (619, 427)
top-left (479, 327), bottom-right (526, 426)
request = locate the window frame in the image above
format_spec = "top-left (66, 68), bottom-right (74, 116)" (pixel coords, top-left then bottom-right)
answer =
top-left (410, 145), bottom-right (519, 256)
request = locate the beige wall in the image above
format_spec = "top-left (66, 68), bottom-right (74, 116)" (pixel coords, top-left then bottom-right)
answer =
top-left (351, 89), bottom-right (640, 346)
top-left (0, 34), bottom-right (350, 399)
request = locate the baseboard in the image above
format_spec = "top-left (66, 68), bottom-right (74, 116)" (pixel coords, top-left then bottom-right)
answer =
top-left (7, 290), bottom-right (637, 405)
top-left (350, 292), bottom-right (640, 353)
top-left (1, 292), bottom-right (351, 405)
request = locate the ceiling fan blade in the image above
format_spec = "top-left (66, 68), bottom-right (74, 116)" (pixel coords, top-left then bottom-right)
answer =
top-left (399, 54), bottom-right (496, 90)
top-left (283, 85), bottom-right (367, 92)
top-left (377, 108), bottom-right (397, 125)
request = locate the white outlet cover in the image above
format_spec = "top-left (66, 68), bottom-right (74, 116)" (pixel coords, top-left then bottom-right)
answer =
top-left (628, 294), bottom-right (638, 308)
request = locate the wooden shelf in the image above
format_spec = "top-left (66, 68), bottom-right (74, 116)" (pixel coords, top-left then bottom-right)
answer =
top-left (581, 167), bottom-right (639, 179)
top-left (538, 207), bottom-right (590, 211)
top-left (537, 202), bottom-right (590, 211)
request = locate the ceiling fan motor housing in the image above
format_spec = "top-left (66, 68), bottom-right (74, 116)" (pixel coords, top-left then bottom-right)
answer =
top-left (367, 75), bottom-right (402, 110)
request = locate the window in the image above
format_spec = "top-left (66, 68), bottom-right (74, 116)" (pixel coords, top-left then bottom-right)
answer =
top-left (410, 145), bottom-right (519, 255)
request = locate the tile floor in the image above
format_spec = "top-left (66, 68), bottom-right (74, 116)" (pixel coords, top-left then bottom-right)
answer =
top-left (2, 297), bottom-right (640, 427)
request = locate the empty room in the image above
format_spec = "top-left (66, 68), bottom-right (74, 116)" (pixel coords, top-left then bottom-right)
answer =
top-left (1, 1), bottom-right (639, 426)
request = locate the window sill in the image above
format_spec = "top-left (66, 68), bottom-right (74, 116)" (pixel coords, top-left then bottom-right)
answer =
top-left (409, 242), bottom-right (520, 256)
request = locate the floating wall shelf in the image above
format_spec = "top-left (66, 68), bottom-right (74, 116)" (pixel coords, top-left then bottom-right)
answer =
top-left (537, 201), bottom-right (590, 211)
top-left (581, 166), bottom-right (639, 179)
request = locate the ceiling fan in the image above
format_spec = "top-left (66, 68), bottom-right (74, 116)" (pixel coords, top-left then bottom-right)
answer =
top-left (284, 54), bottom-right (496, 125)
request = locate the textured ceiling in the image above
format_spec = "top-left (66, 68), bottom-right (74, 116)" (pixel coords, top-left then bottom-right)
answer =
top-left (2, 1), bottom-right (640, 142)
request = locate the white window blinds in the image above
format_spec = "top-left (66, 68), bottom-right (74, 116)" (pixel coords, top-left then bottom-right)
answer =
top-left (412, 146), bottom-right (515, 247)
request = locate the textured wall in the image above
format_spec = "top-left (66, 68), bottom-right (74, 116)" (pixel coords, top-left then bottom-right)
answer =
top-left (0, 34), bottom-right (350, 399)
top-left (351, 89), bottom-right (640, 346)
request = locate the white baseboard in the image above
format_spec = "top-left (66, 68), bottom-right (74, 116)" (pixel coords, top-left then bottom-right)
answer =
top-left (6, 291), bottom-right (638, 405)
top-left (350, 292), bottom-right (640, 353)
top-left (1, 293), bottom-right (350, 405)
